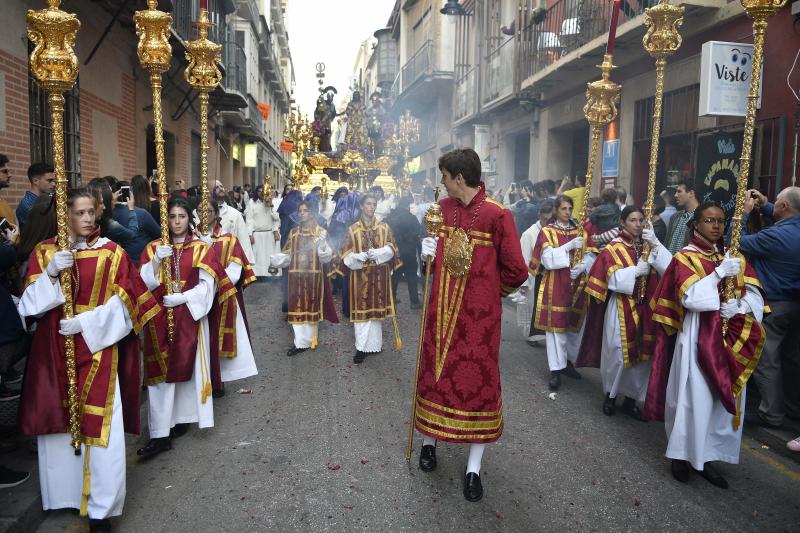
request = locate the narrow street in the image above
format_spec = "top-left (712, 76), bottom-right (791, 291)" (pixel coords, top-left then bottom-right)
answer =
top-left (39, 280), bottom-right (800, 532)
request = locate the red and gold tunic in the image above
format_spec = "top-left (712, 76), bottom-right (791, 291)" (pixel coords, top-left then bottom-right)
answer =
top-left (643, 237), bottom-right (767, 421)
top-left (415, 185), bottom-right (527, 444)
top-left (140, 237), bottom-right (234, 385)
top-left (284, 224), bottom-right (338, 324)
top-left (209, 228), bottom-right (255, 359)
top-left (18, 236), bottom-right (160, 445)
top-left (338, 218), bottom-right (400, 322)
top-left (529, 222), bottom-right (592, 332)
top-left (577, 233), bottom-right (660, 369)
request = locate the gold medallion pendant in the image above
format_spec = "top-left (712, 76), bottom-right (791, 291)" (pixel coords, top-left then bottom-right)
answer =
top-left (443, 227), bottom-right (473, 277)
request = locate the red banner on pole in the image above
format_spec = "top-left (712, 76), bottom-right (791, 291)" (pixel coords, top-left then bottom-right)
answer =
top-left (279, 141), bottom-right (293, 153)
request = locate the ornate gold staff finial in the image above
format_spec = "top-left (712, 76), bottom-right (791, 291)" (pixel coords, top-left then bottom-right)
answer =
top-left (635, 0), bottom-right (683, 303)
top-left (185, 6), bottom-right (223, 234)
top-left (406, 186), bottom-right (443, 461)
top-left (573, 56), bottom-right (622, 271)
top-left (27, 0), bottom-right (81, 454)
top-left (135, 0), bottom-right (177, 342)
top-left (723, 0), bottom-right (787, 336)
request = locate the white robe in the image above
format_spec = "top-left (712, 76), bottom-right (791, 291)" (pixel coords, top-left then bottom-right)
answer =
top-left (600, 243), bottom-right (671, 400)
top-left (541, 242), bottom-right (594, 371)
top-left (246, 200), bottom-right (281, 277)
top-left (520, 222), bottom-right (545, 341)
top-left (343, 246), bottom-right (395, 353)
top-left (141, 260), bottom-right (216, 438)
top-left (195, 203), bottom-right (254, 264)
top-left (664, 273), bottom-right (764, 470)
top-left (219, 262), bottom-right (258, 382)
top-left (18, 244), bottom-right (133, 519)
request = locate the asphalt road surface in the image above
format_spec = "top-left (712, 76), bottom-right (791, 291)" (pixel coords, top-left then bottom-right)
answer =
top-left (38, 280), bottom-right (800, 532)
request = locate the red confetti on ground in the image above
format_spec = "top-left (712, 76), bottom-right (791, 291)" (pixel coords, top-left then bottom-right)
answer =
top-left (326, 462), bottom-right (341, 471)
top-left (360, 459), bottom-right (369, 464)
top-left (634, 499), bottom-right (641, 507)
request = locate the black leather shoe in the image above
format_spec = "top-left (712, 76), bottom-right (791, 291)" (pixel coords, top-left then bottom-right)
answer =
top-left (743, 412), bottom-right (782, 429)
top-left (696, 463), bottom-right (728, 489)
top-left (602, 394), bottom-right (616, 416)
top-left (169, 423), bottom-right (189, 439)
top-left (287, 347), bottom-right (309, 357)
top-left (671, 459), bottom-right (690, 483)
top-left (354, 351), bottom-right (366, 364)
top-left (620, 397), bottom-right (645, 422)
top-left (212, 386), bottom-right (225, 399)
top-left (137, 437), bottom-right (171, 459)
top-left (463, 472), bottom-right (483, 502)
top-left (548, 371), bottom-right (561, 391)
top-left (419, 444), bottom-right (437, 472)
top-left (89, 518), bottom-right (112, 533)
top-left (563, 361), bottom-right (582, 380)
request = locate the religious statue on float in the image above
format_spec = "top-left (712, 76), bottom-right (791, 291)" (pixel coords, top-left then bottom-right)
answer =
top-left (343, 89), bottom-right (368, 147)
top-left (366, 91), bottom-right (387, 155)
top-left (312, 86), bottom-right (338, 152)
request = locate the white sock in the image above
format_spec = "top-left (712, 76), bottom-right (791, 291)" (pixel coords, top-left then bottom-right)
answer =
top-left (422, 435), bottom-right (436, 447)
top-left (466, 443), bottom-right (485, 475)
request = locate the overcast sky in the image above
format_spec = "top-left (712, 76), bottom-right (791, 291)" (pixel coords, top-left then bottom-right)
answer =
top-left (286, 0), bottom-right (396, 116)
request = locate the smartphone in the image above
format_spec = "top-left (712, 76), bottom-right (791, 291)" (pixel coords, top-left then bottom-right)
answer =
top-left (0, 218), bottom-right (10, 233)
top-left (118, 186), bottom-right (130, 202)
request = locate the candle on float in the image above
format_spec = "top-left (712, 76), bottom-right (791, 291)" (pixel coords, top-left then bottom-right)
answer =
top-left (605, 0), bottom-right (621, 56)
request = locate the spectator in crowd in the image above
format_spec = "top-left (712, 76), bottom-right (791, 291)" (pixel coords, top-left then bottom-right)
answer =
top-left (590, 188), bottom-right (623, 248)
top-left (738, 187), bottom-right (800, 430)
top-left (385, 195), bottom-right (422, 309)
top-left (148, 174), bottom-right (165, 222)
top-left (0, 154), bottom-right (17, 227)
top-left (208, 180), bottom-right (254, 263)
top-left (413, 186), bottom-right (434, 225)
top-left (87, 177), bottom-right (140, 248)
top-left (615, 186), bottom-right (628, 209)
top-left (15, 163), bottom-right (54, 227)
top-left (651, 196), bottom-right (668, 245)
top-left (242, 182), bottom-right (252, 206)
top-left (112, 179), bottom-right (161, 266)
top-left (230, 186), bottom-right (246, 215)
top-left (512, 181), bottom-right (539, 236)
top-left (0, 224), bottom-right (29, 488)
top-left (540, 179), bottom-right (557, 200)
top-left (15, 193), bottom-right (57, 288)
top-left (665, 178), bottom-right (699, 254)
top-left (557, 176), bottom-right (586, 217)
top-left (659, 187), bottom-right (677, 226)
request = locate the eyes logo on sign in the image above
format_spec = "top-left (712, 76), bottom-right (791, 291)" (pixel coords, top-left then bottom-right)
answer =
top-left (730, 48), bottom-right (751, 67)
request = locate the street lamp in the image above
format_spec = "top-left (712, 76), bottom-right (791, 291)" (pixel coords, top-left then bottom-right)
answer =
top-left (440, 0), bottom-right (470, 17)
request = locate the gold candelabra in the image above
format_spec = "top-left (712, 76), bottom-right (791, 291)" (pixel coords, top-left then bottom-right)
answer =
top-left (574, 55), bottom-right (622, 269)
top-left (284, 111), bottom-right (313, 186)
top-left (393, 110), bottom-right (420, 193)
top-left (636, 0), bottom-right (683, 304)
top-left (723, 0), bottom-right (787, 334)
top-left (135, 0), bottom-right (176, 342)
top-left (27, 0), bottom-right (82, 453)
top-left (184, 7), bottom-right (222, 234)
top-left (406, 186), bottom-right (443, 461)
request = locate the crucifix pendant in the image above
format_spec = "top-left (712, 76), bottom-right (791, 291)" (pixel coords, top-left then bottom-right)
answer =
top-left (172, 281), bottom-right (181, 293)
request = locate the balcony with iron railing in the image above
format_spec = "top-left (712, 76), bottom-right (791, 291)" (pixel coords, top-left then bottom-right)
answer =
top-left (482, 36), bottom-right (516, 107)
top-left (516, 0), bottom-right (724, 93)
top-left (453, 64), bottom-right (479, 124)
top-left (222, 40), bottom-right (247, 96)
top-left (172, 0), bottom-right (228, 45)
top-left (401, 40), bottom-right (433, 93)
top-left (392, 40), bottom-right (455, 108)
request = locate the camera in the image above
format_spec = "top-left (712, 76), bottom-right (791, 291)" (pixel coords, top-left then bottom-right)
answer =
top-left (118, 185), bottom-right (130, 202)
top-left (0, 218), bottom-right (11, 234)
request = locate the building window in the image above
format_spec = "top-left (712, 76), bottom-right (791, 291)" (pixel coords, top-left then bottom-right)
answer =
top-left (633, 84), bottom-right (700, 142)
top-left (28, 47), bottom-right (81, 186)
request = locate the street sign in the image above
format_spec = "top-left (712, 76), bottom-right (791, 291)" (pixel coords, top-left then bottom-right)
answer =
top-left (602, 139), bottom-right (620, 178)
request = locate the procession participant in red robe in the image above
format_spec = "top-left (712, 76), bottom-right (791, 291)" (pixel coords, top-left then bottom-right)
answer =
top-left (17, 188), bottom-right (160, 531)
top-left (576, 206), bottom-right (671, 419)
top-left (414, 149), bottom-right (527, 502)
top-left (137, 197), bottom-right (232, 459)
top-left (204, 201), bottom-right (258, 397)
top-left (270, 200), bottom-right (338, 356)
top-left (337, 193), bottom-right (401, 364)
top-left (529, 194), bottom-right (595, 391)
top-left (643, 202), bottom-right (766, 489)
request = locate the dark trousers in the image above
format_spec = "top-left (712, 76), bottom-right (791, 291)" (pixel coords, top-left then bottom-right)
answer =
top-left (752, 300), bottom-right (800, 425)
top-left (392, 257), bottom-right (420, 304)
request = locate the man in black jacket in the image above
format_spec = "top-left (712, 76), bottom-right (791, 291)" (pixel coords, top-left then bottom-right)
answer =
top-left (386, 196), bottom-right (422, 309)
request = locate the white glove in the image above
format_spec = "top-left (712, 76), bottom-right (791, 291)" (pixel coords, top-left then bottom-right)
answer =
top-left (197, 233), bottom-right (213, 245)
top-left (163, 293), bottom-right (188, 308)
top-left (642, 227), bottom-right (659, 246)
top-left (569, 266), bottom-right (583, 280)
top-left (353, 252), bottom-right (369, 263)
top-left (715, 254), bottom-right (741, 279)
top-left (566, 236), bottom-right (584, 252)
top-left (270, 253), bottom-right (291, 269)
top-left (369, 246), bottom-right (394, 265)
top-left (635, 260), bottom-right (650, 277)
top-left (421, 237), bottom-right (438, 260)
top-left (315, 229), bottom-right (328, 243)
top-left (343, 252), bottom-right (367, 270)
top-left (46, 251), bottom-right (74, 277)
top-left (58, 316), bottom-right (82, 336)
top-left (317, 242), bottom-right (333, 263)
top-left (720, 299), bottom-right (741, 320)
top-left (154, 245), bottom-right (173, 261)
